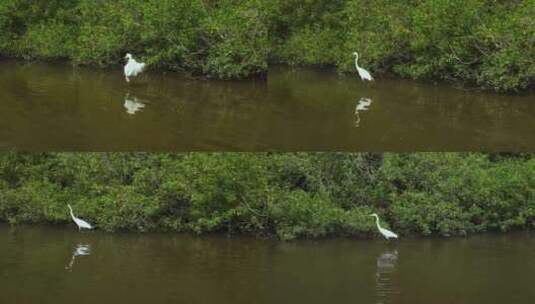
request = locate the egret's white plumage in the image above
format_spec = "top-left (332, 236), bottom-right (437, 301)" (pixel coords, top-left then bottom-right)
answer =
top-left (353, 52), bottom-right (373, 81)
top-left (124, 94), bottom-right (145, 115)
top-left (67, 204), bottom-right (93, 230)
top-left (370, 213), bottom-right (398, 239)
top-left (124, 53), bottom-right (146, 82)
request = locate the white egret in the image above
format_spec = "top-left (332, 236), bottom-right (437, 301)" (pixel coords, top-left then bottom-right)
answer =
top-left (124, 94), bottom-right (145, 115)
top-left (370, 213), bottom-right (398, 240)
top-left (67, 204), bottom-right (93, 230)
top-left (124, 53), bottom-right (146, 83)
top-left (353, 52), bottom-right (374, 81)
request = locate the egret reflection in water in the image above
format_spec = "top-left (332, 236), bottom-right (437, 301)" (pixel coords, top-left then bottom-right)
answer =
top-left (124, 93), bottom-right (146, 115)
top-left (355, 97), bottom-right (373, 127)
top-left (375, 250), bottom-right (399, 304)
top-left (65, 243), bottom-right (91, 271)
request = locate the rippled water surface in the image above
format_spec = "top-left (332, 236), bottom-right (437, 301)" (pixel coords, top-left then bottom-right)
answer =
top-left (1, 60), bottom-right (534, 150)
top-left (1, 224), bottom-right (534, 304)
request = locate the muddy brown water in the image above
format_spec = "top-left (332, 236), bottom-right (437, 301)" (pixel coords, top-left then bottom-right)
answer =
top-left (1, 224), bottom-right (534, 304)
top-left (1, 60), bottom-right (534, 151)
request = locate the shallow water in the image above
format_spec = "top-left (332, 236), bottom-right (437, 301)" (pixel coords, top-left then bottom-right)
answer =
top-left (1, 224), bottom-right (534, 304)
top-left (1, 60), bottom-right (534, 150)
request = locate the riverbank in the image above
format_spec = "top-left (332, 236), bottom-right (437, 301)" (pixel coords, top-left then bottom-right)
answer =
top-left (1, 1), bottom-right (532, 90)
top-left (0, 0), bottom-right (268, 79)
top-left (1, 153), bottom-right (533, 240)
top-left (269, 0), bottom-right (534, 92)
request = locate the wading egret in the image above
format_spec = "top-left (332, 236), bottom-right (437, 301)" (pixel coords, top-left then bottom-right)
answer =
top-left (370, 213), bottom-right (398, 240)
top-left (353, 52), bottom-right (373, 81)
top-left (67, 204), bottom-right (93, 230)
top-left (124, 53), bottom-right (146, 83)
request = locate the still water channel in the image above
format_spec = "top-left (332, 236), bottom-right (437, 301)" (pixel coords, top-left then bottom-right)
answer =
top-left (1, 224), bottom-right (534, 304)
top-left (0, 60), bottom-right (534, 151)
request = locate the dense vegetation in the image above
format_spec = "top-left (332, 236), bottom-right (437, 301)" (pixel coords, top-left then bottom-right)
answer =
top-left (1, 0), bottom-right (533, 90)
top-left (269, 0), bottom-right (535, 91)
top-left (0, 153), bottom-right (533, 240)
top-left (0, 0), bottom-right (269, 79)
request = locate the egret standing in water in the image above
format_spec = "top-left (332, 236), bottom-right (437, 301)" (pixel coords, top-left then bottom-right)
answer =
top-left (67, 204), bottom-right (93, 230)
top-left (124, 53), bottom-right (146, 83)
top-left (353, 52), bottom-right (374, 81)
top-left (370, 213), bottom-right (398, 240)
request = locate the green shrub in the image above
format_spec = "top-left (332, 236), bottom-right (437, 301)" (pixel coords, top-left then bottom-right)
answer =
top-left (0, 0), bottom-right (268, 78)
top-left (2, 0), bottom-right (532, 87)
top-left (1, 153), bottom-right (533, 239)
top-left (269, 0), bottom-right (534, 91)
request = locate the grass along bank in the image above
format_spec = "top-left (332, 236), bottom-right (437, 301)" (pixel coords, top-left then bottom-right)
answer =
top-left (0, 153), bottom-right (533, 240)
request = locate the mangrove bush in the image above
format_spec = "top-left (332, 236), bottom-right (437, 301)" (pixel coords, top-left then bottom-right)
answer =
top-left (0, 0), bottom-right (269, 79)
top-left (0, 153), bottom-right (533, 240)
top-left (1, 0), bottom-right (533, 90)
top-left (269, 0), bottom-right (535, 91)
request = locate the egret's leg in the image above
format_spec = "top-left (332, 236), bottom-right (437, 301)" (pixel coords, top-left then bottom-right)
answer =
top-left (125, 76), bottom-right (130, 83)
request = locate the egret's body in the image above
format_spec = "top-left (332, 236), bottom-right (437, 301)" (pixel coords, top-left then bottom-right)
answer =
top-left (124, 53), bottom-right (146, 82)
top-left (353, 52), bottom-right (373, 81)
top-left (67, 204), bottom-right (93, 230)
top-left (370, 213), bottom-right (398, 239)
top-left (124, 94), bottom-right (145, 115)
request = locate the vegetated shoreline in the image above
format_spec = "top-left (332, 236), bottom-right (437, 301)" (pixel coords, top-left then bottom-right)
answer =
top-left (0, 153), bottom-right (533, 240)
top-left (268, 0), bottom-right (535, 93)
top-left (267, 59), bottom-right (535, 95)
top-left (1, 221), bottom-right (531, 242)
top-left (0, 56), bottom-right (268, 81)
top-left (0, 1), bottom-right (269, 80)
top-left (1, 1), bottom-right (533, 91)
top-left (268, 63), bottom-right (535, 95)
top-left (1, 56), bottom-right (530, 94)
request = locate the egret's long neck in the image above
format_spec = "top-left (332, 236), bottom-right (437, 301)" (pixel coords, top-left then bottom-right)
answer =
top-left (68, 206), bottom-right (75, 220)
top-left (375, 216), bottom-right (381, 230)
top-left (355, 54), bottom-right (359, 67)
